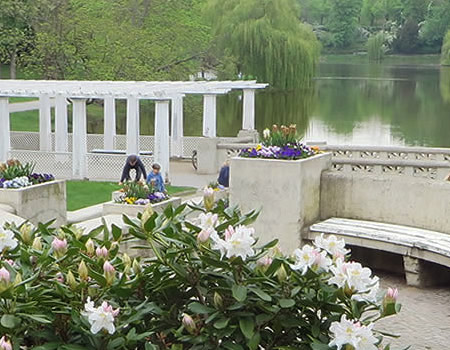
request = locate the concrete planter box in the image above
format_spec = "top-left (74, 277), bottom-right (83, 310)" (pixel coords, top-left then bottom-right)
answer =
top-left (230, 153), bottom-right (332, 253)
top-left (103, 197), bottom-right (182, 217)
top-left (0, 180), bottom-right (67, 226)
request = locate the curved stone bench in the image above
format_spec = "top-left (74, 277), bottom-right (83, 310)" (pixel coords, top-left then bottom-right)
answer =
top-left (307, 218), bottom-right (450, 287)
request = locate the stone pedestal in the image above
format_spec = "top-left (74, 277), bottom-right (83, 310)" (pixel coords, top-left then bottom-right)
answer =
top-left (0, 180), bottom-right (67, 226)
top-left (197, 137), bottom-right (221, 174)
top-left (230, 153), bottom-right (332, 253)
top-left (103, 197), bottom-right (182, 217)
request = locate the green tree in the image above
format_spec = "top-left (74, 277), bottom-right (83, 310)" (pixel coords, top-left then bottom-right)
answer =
top-left (0, 0), bottom-right (33, 79)
top-left (329, 0), bottom-right (363, 48)
top-left (402, 0), bottom-right (429, 23)
top-left (361, 0), bottom-right (402, 27)
top-left (421, 0), bottom-right (450, 47)
top-left (394, 19), bottom-right (419, 53)
top-left (298, 0), bottom-right (331, 25)
top-left (441, 31), bottom-right (450, 66)
top-left (206, 0), bottom-right (320, 90)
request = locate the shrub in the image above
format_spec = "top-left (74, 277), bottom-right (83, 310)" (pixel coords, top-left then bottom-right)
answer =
top-left (441, 31), bottom-right (450, 66)
top-left (367, 32), bottom-right (386, 61)
top-left (0, 198), bottom-right (402, 349)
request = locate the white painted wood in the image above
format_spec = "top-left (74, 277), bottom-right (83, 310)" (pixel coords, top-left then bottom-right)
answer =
top-left (126, 97), bottom-right (140, 155)
top-left (203, 94), bottom-right (217, 138)
top-left (104, 96), bottom-right (116, 150)
top-left (55, 95), bottom-right (68, 152)
top-left (171, 96), bottom-right (184, 157)
top-left (72, 99), bottom-right (88, 179)
top-left (309, 217), bottom-right (450, 260)
top-left (242, 89), bottom-right (256, 130)
top-left (39, 94), bottom-right (52, 151)
top-left (0, 98), bottom-right (10, 162)
top-left (155, 100), bottom-right (170, 182)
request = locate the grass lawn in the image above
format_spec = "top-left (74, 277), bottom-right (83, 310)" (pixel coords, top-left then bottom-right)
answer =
top-left (66, 180), bottom-right (197, 211)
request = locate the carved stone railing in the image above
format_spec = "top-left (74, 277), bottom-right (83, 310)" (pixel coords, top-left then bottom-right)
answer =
top-left (321, 145), bottom-right (450, 180)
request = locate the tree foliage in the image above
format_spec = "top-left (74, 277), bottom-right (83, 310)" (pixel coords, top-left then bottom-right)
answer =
top-left (442, 31), bottom-right (450, 66)
top-left (328, 0), bottom-right (363, 48)
top-left (205, 0), bottom-right (320, 90)
top-left (367, 32), bottom-right (386, 61)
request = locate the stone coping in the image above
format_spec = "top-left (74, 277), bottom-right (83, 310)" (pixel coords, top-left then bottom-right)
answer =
top-left (103, 197), bottom-right (182, 217)
top-left (232, 152), bottom-right (331, 164)
top-left (0, 179), bottom-right (64, 192)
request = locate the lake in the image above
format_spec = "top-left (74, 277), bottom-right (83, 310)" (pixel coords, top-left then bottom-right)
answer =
top-left (86, 55), bottom-right (449, 147)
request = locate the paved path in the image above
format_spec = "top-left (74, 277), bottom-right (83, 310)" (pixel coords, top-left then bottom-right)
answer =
top-left (377, 273), bottom-right (450, 349)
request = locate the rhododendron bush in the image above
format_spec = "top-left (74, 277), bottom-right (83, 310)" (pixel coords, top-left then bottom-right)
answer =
top-left (0, 198), bottom-right (404, 349)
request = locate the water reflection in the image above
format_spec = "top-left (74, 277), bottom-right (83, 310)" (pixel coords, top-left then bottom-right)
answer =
top-left (86, 56), bottom-right (450, 147)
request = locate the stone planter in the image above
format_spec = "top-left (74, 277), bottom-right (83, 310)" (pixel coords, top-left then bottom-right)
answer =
top-left (229, 153), bottom-right (332, 253)
top-left (103, 197), bottom-right (182, 217)
top-left (0, 180), bottom-right (67, 227)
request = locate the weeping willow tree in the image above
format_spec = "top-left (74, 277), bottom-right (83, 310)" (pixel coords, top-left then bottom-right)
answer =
top-left (205, 0), bottom-right (320, 90)
top-left (442, 31), bottom-right (450, 66)
top-left (367, 33), bottom-right (386, 62)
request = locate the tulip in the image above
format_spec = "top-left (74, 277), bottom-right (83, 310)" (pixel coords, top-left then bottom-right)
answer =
top-left (96, 246), bottom-right (108, 259)
top-left (103, 261), bottom-right (116, 285)
top-left (85, 239), bottom-right (95, 255)
top-left (67, 271), bottom-right (77, 290)
top-left (32, 236), bottom-right (43, 250)
top-left (182, 313), bottom-right (196, 334)
top-left (19, 224), bottom-right (33, 245)
top-left (78, 261), bottom-right (89, 281)
top-left (203, 187), bottom-right (215, 211)
top-left (0, 336), bottom-right (12, 350)
top-left (213, 292), bottom-right (223, 309)
top-left (141, 204), bottom-right (154, 229)
top-left (52, 238), bottom-right (68, 258)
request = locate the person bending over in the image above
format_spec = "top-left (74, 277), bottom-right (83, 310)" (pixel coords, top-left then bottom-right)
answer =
top-left (119, 154), bottom-right (147, 184)
top-left (146, 163), bottom-right (166, 193)
top-left (218, 160), bottom-right (230, 187)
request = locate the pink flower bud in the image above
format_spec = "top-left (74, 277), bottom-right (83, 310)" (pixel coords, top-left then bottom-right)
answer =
top-left (0, 336), bottom-right (12, 350)
top-left (225, 225), bottom-right (235, 240)
top-left (182, 313), bottom-right (196, 334)
top-left (257, 256), bottom-right (273, 267)
top-left (102, 301), bottom-right (120, 317)
top-left (52, 238), bottom-right (68, 258)
top-left (386, 287), bottom-right (399, 301)
top-left (103, 261), bottom-right (116, 285)
top-left (0, 268), bottom-right (10, 283)
top-left (197, 228), bottom-right (212, 243)
top-left (96, 246), bottom-right (108, 259)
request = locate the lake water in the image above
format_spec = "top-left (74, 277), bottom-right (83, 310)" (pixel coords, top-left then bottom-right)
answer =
top-left (89, 55), bottom-right (450, 148)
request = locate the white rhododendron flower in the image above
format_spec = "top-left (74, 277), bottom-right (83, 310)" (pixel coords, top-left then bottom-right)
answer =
top-left (352, 279), bottom-right (380, 303)
top-left (329, 315), bottom-right (378, 350)
top-left (197, 212), bottom-right (218, 231)
top-left (0, 228), bottom-right (18, 252)
top-left (82, 297), bottom-right (119, 335)
top-left (314, 234), bottom-right (349, 258)
top-left (290, 245), bottom-right (331, 275)
top-left (211, 225), bottom-right (255, 260)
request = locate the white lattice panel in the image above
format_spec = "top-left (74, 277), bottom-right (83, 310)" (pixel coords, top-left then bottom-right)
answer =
top-left (11, 132), bottom-right (40, 151)
top-left (9, 150), bottom-right (73, 179)
top-left (86, 153), bottom-right (154, 182)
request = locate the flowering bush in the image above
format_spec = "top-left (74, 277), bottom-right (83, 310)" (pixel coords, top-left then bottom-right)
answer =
top-left (0, 199), bottom-right (404, 349)
top-left (116, 180), bottom-right (168, 205)
top-left (0, 159), bottom-right (54, 189)
top-left (239, 124), bottom-right (320, 160)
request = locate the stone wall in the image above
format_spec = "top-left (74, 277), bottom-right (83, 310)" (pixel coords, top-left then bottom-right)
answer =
top-left (320, 172), bottom-right (450, 234)
top-left (0, 180), bottom-right (66, 227)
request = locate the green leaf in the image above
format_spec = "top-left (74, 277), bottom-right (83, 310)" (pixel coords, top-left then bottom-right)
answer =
top-left (311, 343), bottom-right (333, 350)
top-left (260, 239), bottom-right (279, 250)
top-left (239, 317), bottom-right (254, 339)
top-left (111, 224), bottom-right (122, 241)
top-left (107, 337), bottom-right (125, 350)
top-left (279, 299), bottom-right (296, 308)
top-left (248, 331), bottom-right (261, 350)
top-left (214, 318), bottom-right (230, 329)
top-left (188, 302), bottom-right (215, 314)
top-left (232, 284), bottom-right (247, 302)
top-left (145, 343), bottom-right (158, 350)
top-left (1, 314), bottom-right (20, 328)
top-left (250, 287), bottom-right (272, 301)
top-left (61, 345), bottom-right (90, 350)
top-left (17, 313), bottom-right (52, 324)
top-left (31, 343), bottom-right (61, 350)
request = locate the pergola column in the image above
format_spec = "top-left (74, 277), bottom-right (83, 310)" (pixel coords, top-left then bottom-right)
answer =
top-left (203, 94), bottom-right (217, 138)
top-left (55, 94), bottom-right (68, 152)
top-left (171, 95), bottom-right (184, 157)
top-left (0, 97), bottom-right (10, 162)
top-left (126, 96), bottom-right (140, 155)
top-left (104, 96), bottom-right (116, 150)
top-left (242, 89), bottom-right (256, 130)
top-left (155, 100), bottom-right (170, 182)
top-left (39, 94), bottom-right (52, 151)
top-left (72, 99), bottom-right (88, 179)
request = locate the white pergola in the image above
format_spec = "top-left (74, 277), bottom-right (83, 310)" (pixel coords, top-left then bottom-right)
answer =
top-left (0, 80), bottom-right (267, 180)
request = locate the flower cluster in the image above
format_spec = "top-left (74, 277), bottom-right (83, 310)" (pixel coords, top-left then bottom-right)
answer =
top-left (81, 298), bottom-right (119, 335)
top-left (0, 159), bottom-right (54, 189)
top-left (329, 315), bottom-right (378, 350)
top-left (116, 181), bottom-right (168, 205)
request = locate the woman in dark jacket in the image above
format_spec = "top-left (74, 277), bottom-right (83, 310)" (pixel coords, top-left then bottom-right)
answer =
top-left (119, 154), bottom-right (147, 184)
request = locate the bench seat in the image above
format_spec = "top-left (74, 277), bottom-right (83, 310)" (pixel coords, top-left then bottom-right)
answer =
top-left (307, 218), bottom-right (450, 287)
